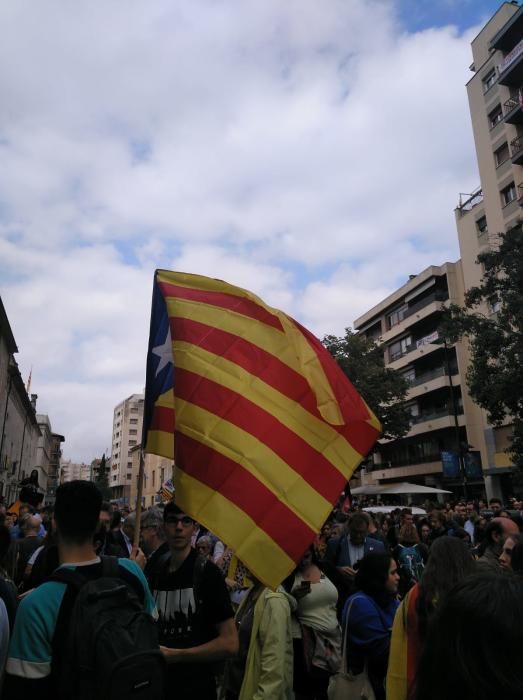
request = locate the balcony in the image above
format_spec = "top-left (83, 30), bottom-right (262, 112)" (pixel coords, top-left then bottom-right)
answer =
top-left (498, 37), bottom-right (523, 86)
top-left (407, 410), bottom-right (465, 438)
top-left (510, 135), bottom-right (523, 165)
top-left (456, 188), bottom-right (483, 216)
top-left (490, 5), bottom-right (523, 53)
top-left (504, 93), bottom-right (523, 124)
top-left (406, 367), bottom-right (459, 401)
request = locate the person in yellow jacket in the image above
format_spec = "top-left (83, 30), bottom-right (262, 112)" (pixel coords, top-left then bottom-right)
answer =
top-left (224, 580), bottom-right (294, 700)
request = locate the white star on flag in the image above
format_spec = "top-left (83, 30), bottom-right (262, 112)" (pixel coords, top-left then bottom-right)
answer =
top-left (151, 327), bottom-right (173, 377)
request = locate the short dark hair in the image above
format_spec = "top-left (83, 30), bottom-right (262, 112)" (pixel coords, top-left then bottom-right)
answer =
top-left (54, 481), bottom-right (102, 544)
top-left (349, 512), bottom-right (370, 530)
top-left (100, 501), bottom-right (111, 514)
top-left (484, 519), bottom-right (504, 546)
top-left (163, 501), bottom-right (186, 522)
top-left (355, 551), bottom-right (393, 599)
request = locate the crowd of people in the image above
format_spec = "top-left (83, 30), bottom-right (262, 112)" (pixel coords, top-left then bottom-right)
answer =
top-left (0, 484), bottom-right (522, 699)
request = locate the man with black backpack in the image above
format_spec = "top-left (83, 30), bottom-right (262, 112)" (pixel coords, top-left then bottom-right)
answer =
top-left (4, 480), bottom-right (164, 699)
top-left (148, 501), bottom-right (238, 700)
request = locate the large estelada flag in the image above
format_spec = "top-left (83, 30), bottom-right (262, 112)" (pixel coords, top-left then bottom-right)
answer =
top-left (144, 270), bottom-right (381, 588)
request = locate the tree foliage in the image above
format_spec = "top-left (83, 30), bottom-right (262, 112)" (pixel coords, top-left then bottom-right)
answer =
top-left (94, 453), bottom-right (112, 500)
top-left (440, 227), bottom-right (523, 466)
top-left (323, 328), bottom-right (410, 440)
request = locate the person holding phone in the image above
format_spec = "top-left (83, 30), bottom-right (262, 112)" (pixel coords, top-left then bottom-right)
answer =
top-left (287, 547), bottom-right (341, 700)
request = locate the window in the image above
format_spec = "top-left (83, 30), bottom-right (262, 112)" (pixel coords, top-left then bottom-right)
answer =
top-left (387, 305), bottom-right (408, 329)
top-left (127, 461), bottom-right (132, 468)
top-left (152, 470), bottom-right (156, 487)
top-left (126, 473), bottom-right (132, 480)
top-left (488, 104), bottom-right (503, 129)
top-left (501, 182), bottom-right (516, 206)
top-left (130, 419), bottom-right (138, 425)
top-left (482, 69), bottom-right (497, 93)
top-left (129, 429), bottom-right (137, 435)
top-left (128, 440), bottom-right (137, 446)
top-left (130, 407), bottom-right (139, 413)
top-left (161, 467), bottom-right (165, 483)
top-left (476, 216), bottom-right (488, 234)
top-left (494, 142), bottom-right (510, 167)
top-left (389, 335), bottom-right (413, 361)
top-left (402, 368), bottom-right (416, 384)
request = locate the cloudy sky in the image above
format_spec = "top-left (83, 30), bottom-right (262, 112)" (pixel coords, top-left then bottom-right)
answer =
top-left (0, 0), bottom-right (503, 463)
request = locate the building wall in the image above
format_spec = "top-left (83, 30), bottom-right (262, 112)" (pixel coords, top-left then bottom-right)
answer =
top-left (0, 379), bottom-right (40, 505)
top-left (354, 262), bottom-right (491, 496)
top-left (110, 394), bottom-right (144, 504)
top-left (129, 448), bottom-right (173, 510)
top-left (61, 460), bottom-right (91, 482)
top-left (455, 2), bottom-right (523, 498)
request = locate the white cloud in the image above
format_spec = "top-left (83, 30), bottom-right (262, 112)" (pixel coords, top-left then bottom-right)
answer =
top-left (0, 0), bottom-right (481, 461)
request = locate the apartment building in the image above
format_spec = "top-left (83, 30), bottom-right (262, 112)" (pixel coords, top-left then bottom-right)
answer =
top-left (128, 445), bottom-right (173, 509)
top-left (354, 263), bottom-right (491, 497)
top-left (0, 299), bottom-right (42, 504)
top-left (60, 460), bottom-right (92, 483)
top-left (454, 1), bottom-right (523, 496)
top-left (110, 393), bottom-right (144, 504)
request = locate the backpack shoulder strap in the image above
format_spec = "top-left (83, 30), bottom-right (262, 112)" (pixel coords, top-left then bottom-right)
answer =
top-left (191, 554), bottom-right (208, 610)
top-left (101, 555), bottom-right (120, 578)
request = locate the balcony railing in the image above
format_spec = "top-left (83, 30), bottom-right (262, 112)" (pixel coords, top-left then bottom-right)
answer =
top-left (408, 365), bottom-right (458, 388)
top-left (457, 188), bottom-right (483, 214)
top-left (411, 407), bottom-right (464, 425)
top-left (403, 291), bottom-right (449, 320)
top-left (510, 135), bottom-right (523, 163)
top-left (504, 91), bottom-right (523, 121)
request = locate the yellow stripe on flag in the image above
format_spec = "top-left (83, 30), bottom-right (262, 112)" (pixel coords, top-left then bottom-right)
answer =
top-left (175, 401), bottom-right (331, 531)
top-left (175, 469), bottom-right (295, 588)
top-left (173, 340), bottom-right (362, 472)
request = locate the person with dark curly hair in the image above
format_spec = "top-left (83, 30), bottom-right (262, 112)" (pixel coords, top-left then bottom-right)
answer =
top-left (341, 552), bottom-right (399, 700)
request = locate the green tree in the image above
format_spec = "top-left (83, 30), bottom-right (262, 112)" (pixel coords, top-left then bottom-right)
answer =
top-left (440, 227), bottom-right (523, 467)
top-left (94, 453), bottom-right (112, 500)
top-left (323, 328), bottom-right (410, 439)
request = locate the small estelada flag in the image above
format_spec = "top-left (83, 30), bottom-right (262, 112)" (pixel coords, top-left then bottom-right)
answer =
top-left (143, 270), bottom-right (381, 588)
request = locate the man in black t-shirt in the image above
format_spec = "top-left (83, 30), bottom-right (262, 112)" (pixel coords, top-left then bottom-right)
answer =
top-left (148, 502), bottom-right (238, 700)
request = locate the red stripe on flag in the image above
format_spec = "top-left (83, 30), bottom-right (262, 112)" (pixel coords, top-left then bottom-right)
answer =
top-left (150, 405), bottom-right (175, 432)
top-left (158, 280), bottom-right (283, 332)
top-left (176, 432), bottom-right (316, 561)
top-left (175, 368), bottom-right (347, 501)
top-left (172, 317), bottom-right (378, 456)
top-left (292, 319), bottom-right (381, 453)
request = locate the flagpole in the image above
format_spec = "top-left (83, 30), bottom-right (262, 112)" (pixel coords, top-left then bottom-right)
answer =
top-left (133, 270), bottom-right (159, 549)
top-left (133, 447), bottom-right (146, 549)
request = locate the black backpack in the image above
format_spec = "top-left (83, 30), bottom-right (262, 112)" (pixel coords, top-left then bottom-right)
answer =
top-left (50, 556), bottom-right (166, 700)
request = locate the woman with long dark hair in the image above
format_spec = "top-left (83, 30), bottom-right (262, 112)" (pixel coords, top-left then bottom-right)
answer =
top-left (414, 574), bottom-right (523, 700)
top-left (386, 536), bottom-right (476, 700)
top-left (342, 551), bottom-right (399, 700)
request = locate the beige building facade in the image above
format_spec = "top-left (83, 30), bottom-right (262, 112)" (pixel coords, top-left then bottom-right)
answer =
top-left (60, 460), bottom-right (92, 483)
top-left (454, 1), bottom-right (523, 497)
top-left (354, 263), bottom-right (490, 498)
top-left (110, 393), bottom-right (144, 505)
top-left (0, 299), bottom-right (43, 505)
top-left (129, 445), bottom-right (173, 509)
